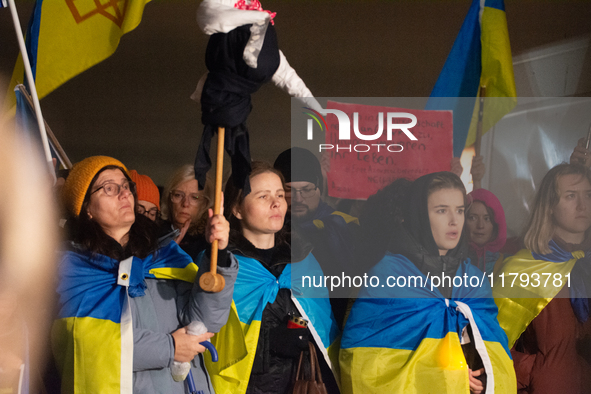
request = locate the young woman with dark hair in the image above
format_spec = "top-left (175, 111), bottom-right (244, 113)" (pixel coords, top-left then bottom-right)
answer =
top-left (67, 164), bottom-right (159, 260)
top-left (55, 156), bottom-right (237, 394)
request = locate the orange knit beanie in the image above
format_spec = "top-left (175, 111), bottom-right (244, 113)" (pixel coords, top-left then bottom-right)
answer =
top-left (128, 170), bottom-right (160, 210)
top-left (62, 156), bottom-right (128, 217)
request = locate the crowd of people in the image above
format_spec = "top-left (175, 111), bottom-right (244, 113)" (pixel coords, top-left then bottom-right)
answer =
top-left (4, 136), bottom-right (591, 394)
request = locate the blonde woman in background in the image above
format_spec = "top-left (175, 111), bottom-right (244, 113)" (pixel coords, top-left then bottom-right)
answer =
top-left (160, 164), bottom-right (215, 261)
top-left (495, 163), bottom-right (591, 394)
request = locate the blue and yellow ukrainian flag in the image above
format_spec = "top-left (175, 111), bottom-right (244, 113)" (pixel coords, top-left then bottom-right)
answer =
top-left (52, 241), bottom-right (197, 394)
top-left (428, 0), bottom-right (516, 157)
top-left (8, 0), bottom-right (150, 104)
top-left (340, 253), bottom-right (516, 394)
top-left (205, 253), bottom-right (340, 394)
top-left (493, 242), bottom-right (582, 348)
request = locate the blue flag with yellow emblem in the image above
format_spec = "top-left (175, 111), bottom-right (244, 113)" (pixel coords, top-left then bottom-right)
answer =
top-left (7, 0), bottom-right (150, 106)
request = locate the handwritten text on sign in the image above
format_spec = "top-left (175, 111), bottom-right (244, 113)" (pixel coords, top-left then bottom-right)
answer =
top-left (325, 101), bottom-right (453, 199)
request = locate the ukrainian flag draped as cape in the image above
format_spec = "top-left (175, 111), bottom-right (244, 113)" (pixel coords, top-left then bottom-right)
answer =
top-left (427, 0), bottom-right (516, 157)
top-left (205, 253), bottom-right (340, 394)
top-left (52, 241), bottom-right (197, 394)
top-left (340, 253), bottom-right (515, 394)
top-left (7, 0), bottom-right (150, 106)
top-left (493, 241), bottom-right (583, 348)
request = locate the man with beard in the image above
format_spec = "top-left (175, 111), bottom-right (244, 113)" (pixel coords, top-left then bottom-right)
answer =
top-left (274, 147), bottom-right (359, 329)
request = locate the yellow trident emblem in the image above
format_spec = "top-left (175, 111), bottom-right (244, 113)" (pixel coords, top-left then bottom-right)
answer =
top-left (66, 0), bottom-right (128, 28)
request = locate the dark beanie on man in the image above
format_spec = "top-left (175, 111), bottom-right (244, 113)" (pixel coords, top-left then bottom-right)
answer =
top-left (273, 147), bottom-right (323, 193)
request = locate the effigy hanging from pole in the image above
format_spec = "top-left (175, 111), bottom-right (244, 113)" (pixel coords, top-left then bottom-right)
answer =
top-left (192, 0), bottom-right (324, 195)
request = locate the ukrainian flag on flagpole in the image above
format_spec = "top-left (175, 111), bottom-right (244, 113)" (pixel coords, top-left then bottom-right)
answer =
top-left (428, 0), bottom-right (516, 157)
top-left (7, 0), bottom-right (150, 103)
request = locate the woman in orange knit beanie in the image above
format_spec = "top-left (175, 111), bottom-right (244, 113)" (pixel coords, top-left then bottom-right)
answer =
top-left (129, 169), bottom-right (161, 221)
top-left (56, 156), bottom-right (237, 394)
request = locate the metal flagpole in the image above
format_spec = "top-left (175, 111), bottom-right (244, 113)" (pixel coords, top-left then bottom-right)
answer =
top-left (7, 0), bottom-right (55, 177)
top-left (473, 86), bottom-right (486, 190)
top-left (16, 84), bottom-right (73, 169)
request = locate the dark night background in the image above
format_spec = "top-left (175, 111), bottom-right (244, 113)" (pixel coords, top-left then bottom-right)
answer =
top-left (1, 0), bottom-right (590, 185)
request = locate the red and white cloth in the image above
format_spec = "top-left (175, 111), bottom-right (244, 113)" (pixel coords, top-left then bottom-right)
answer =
top-left (194, 0), bottom-right (324, 113)
top-left (234, 0), bottom-right (276, 24)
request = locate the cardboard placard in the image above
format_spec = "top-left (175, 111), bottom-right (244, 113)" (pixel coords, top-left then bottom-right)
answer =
top-left (325, 100), bottom-right (453, 199)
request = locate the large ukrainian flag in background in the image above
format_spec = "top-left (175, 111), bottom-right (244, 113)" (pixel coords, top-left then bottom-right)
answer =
top-left (428, 0), bottom-right (516, 157)
top-left (8, 0), bottom-right (150, 102)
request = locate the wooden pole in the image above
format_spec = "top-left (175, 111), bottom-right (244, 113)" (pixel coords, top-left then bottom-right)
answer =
top-left (199, 127), bottom-right (226, 293)
top-left (473, 86), bottom-right (486, 190)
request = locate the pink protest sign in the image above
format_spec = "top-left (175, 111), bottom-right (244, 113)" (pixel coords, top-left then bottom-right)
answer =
top-left (325, 100), bottom-right (453, 199)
